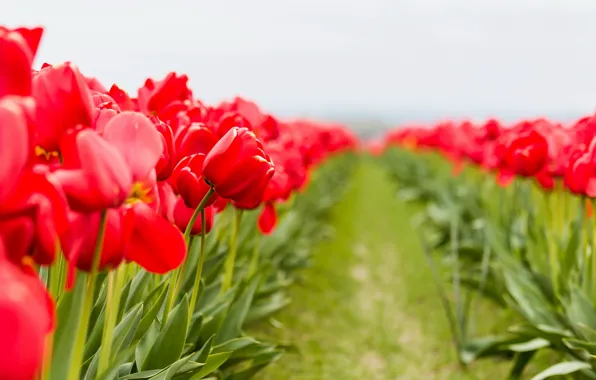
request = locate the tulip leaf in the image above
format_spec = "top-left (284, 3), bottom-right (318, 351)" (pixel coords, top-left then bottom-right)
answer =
top-left (531, 361), bottom-right (592, 380)
top-left (187, 352), bottom-right (232, 379)
top-left (216, 274), bottom-right (262, 344)
top-left (83, 302), bottom-right (106, 361)
top-left (212, 338), bottom-right (259, 354)
top-left (134, 282), bottom-right (168, 341)
top-left (193, 335), bottom-right (215, 364)
top-left (565, 287), bottom-right (596, 341)
top-left (148, 353), bottom-right (194, 380)
top-left (121, 369), bottom-right (165, 379)
top-left (186, 313), bottom-right (204, 348)
top-left (124, 270), bottom-right (151, 313)
top-left (135, 321), bottom-right (160, 372)
top-left (141, 295), bottom-right (190, 370)
top-left (113, 303), bottom-right (144, 355)
top-left (50, 272), bottom-right (88, 380)
top-left (508, 338), bottom-right (550, 352)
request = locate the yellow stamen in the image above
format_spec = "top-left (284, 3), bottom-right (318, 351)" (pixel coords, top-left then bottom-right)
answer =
top-left (125, 182), bottom-right (152, 204)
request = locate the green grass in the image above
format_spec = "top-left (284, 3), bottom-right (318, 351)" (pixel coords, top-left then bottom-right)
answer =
top-left (251, 159), bottom-right (524, 379)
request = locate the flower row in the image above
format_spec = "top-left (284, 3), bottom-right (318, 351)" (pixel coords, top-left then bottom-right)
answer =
top-left (0, 26), bottom-right (357, 380)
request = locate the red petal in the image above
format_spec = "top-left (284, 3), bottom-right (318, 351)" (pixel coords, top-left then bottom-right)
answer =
top-left (103, 112), bottom-right (163, 182)
top-left (125, 202), bottom-right (186, 274)
top-left (258, 203), bottom-right (277, 235)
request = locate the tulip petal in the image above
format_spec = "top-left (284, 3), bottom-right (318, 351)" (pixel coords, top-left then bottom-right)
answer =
top-left (103, 112), bottom-right (163, 182)
top-left (0, 99), bottom-right (29, 202)
top-left (125, 202), bottom-right (186, 274)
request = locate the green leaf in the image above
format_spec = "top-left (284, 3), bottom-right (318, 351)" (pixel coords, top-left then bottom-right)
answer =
top-left (134, 282), bottom-right (168, 341)
top-left (142, 295), bottom-right (190, 370)
top-left (212, 338), bottom-right (259, 354)
top-left (50, 272), bottom-right (88, 380)
top-left (503, 269), bottom-right (562, 328)
top-left (135, 321), bottom-right (160, 371)
top-left (95, 346), bottom-right (137, 380)
top-left (565, 287), bottom-right (596, 341)
top-left (563, 338), bottom-right (596, 357)
top-left (124, 271), bottom-right (151, 313)
top-left (216, 274), bottom-right (262, 344)
top-left (531, 361), bottom-right (592, 380)
top-left (193, 335), bottom-right (215, 364)
top-left (113, 303), bottom-right (144, 355)
top-left (186, 314), bottom-right (204, 347)
top-left (149, 354), bottom-right (194, 380)
top-left (509, 338), bottom-right (550, 352)
top-left (188, 352), bottom-right (232, 379)
top-left (508, 351), bottom-right (537, 380)
top-left (83, 302), bottom-right (106, 362)
top-left (121, 369), bottom-right (165, 379)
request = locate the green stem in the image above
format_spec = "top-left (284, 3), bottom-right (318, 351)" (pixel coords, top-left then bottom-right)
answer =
top-left (189, 209), bottom-right (208, 318)
top-left (48, 243), bottom-right (63, 302)
top-left (184, 188), bottom-right (215, 241)
top-left (249, 233), bottom-right (261, 276)
top-left (164, 187), bottom-right (215, 324)
top-left (548, 193), bottom-right (560, 299)
top-left (67, 210), bottom-right (108, 380)
top-left (222, 208), bottom-right (243, 293)
top-left (97, 264), bottom-right (125, 376)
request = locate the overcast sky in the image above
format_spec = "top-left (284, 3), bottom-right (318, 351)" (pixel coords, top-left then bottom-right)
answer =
top-left (4, 0), bottom-right (596, 121)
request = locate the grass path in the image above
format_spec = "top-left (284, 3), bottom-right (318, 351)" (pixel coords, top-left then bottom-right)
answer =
top-left (254, 159), bottom-right (514, 379)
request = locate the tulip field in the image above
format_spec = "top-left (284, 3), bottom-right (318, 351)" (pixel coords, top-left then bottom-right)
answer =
top-left (7, 25), bottom-right (596, 380)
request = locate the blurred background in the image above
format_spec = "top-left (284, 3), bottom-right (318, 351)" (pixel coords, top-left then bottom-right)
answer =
top-left (4, 0), bottom-right (596, 138)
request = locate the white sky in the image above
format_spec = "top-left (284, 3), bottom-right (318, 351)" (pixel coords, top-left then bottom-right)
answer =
top-left (4, 0), bottom-right (596, 120)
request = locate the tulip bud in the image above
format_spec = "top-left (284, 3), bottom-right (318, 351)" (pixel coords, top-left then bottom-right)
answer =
top-left (202, 127), bottom-right (274, 210)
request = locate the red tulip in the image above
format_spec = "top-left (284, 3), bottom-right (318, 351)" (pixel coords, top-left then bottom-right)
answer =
top-left (151, 116), bottom-right (176, 181)
top-left (564, 141), bottom-right (596, 197)
top-left (52, 127), bottom-right (132, 212)
top-left (216, 112), bottom-right (251, 138)
top-left (0, 238), bottom-right (54, 380)
top-left (0, 167), bottom-right (69, 266)
top-left (173, 198), bottom-right (214, 235)
top-left (0, 27), bottom-right (39, 97)
top-left (175, 123), bottom-right (218, 159)
top-left (61, 208), bottom-right (135, 272)
top-left (125, 201), bottom-right (186, 273)
top-left (137, 72), bottom-right (191, 115)
top-left (0, 97), bottom-right (30, 203)
top-left (202, 127), bottom-right (275, 209)
top-left (32, 62), bottom-right (95, 151)
top-left (108, 84), bottom-right (134, 111)
top-left (258, 202), bottom-right (277, 235)
top-left (175, 154), bottom-right (217, 209)
top-left (503, 130), bottom-right (549, 177)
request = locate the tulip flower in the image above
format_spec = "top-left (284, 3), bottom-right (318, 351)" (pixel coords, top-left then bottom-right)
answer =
top-left (565, 141), bottom-right (596, 197)
top-left (173, 198), bottom-right (214, 235)
top-left (61, 208), bottom-right (135, 272)
top-left (503, 130), bottom-right (549, 177)
top-left (0, 238), bottom-right (54, 380)
top-left (32, 62), bottom-right (95, 152)
top-left (175, 123), bottom-right (218, 159)
top-left (216, 112), bottom-right (251, 138)
top-left (258, 202), bottom-right (277, 235)
top-left (0, 97), bottom-right (30, 203)
top-left (0, 26), bottom-right (43, 97)
top-left (151, 116), bottom-right (176, 180)
top-left (175, 153), bottom-right (217, 209)
top-left (52, 127), bottom-right (132, 213)
top-left (56, 112), bottom-right (186, 274)
top-left (202, 127), bottom-right (275, 209)
top-left (137, 72), bottom-right (192, 115)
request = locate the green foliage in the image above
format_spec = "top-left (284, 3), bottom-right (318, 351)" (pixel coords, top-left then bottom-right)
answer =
top-left (381, 147), bottom-right (596, 379)
top-left (47, 154), bottom-right (356, 380)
